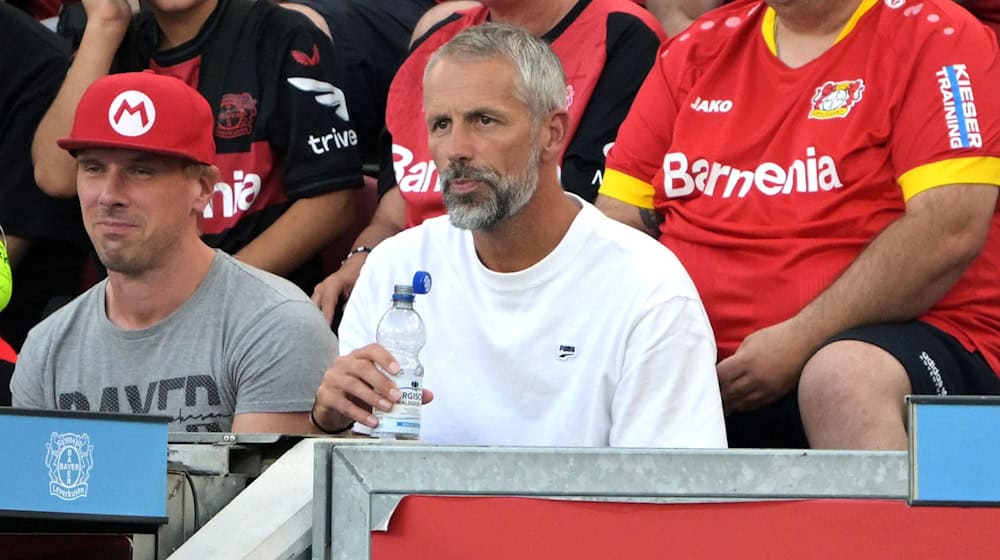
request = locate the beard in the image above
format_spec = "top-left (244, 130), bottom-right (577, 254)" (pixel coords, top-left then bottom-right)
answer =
top-left (439, 145), bottom-right (540, 231)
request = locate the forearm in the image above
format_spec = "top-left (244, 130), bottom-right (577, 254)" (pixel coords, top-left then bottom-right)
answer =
top-left (595, 193), bottom-right (661, 237)
top-left (234, 189), bottom-right (358, 275)
top-left (790, 185), bottom-right (996, 349)
top-left (32, 20), bottom-right (127, 197)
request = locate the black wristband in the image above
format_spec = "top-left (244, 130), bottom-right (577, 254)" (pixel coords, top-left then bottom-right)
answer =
top-left (310, 406), bottom-right (353, 434)
top-left (341, 245), bottom-right (373, 266)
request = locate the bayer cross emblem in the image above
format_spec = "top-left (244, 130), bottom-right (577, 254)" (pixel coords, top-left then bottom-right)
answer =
top-left (45, 432), bottom-right (94, 501)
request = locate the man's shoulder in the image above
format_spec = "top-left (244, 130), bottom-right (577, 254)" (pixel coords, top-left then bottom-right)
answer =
top-left (23, 282), bottom-right (104, 344)
top-left (582, 0), bottom-right (666, 33)
top-left (868, 0), bottom-right (996, 46)
top-left (579, 204), bottom-right (700, 297)
top-left (213, 252), bottom-right (313, 307)
top-left (370, 215), bottom-right (455, 261)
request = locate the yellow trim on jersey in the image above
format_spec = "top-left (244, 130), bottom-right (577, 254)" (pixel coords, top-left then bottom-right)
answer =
top-left (762, 0), bottom-right (880, 56)
top-left (599, 169), bottom-right (656, 209)
top-left (835, 0), bottom-right (879, 42)
top-left (898, 157), bottom-right (1000, 201)
top-left (762, 8), bottom-right (777, 56)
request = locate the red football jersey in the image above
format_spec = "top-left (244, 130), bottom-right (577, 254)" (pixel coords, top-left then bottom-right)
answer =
top-left (602, 0), bottom-right (1000, 372)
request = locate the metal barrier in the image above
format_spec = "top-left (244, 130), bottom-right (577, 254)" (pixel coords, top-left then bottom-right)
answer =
top-left (312, 444), bottom-right (909, 560)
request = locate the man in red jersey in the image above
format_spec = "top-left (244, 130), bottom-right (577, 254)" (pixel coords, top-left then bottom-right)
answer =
top-left (311, 0), bottom-right (666, 323)
top-left (598, 0), bottom-right (1000, 449)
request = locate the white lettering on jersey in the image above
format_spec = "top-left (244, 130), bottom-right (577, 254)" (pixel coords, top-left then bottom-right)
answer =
top-left (393, 144), bottom-right (441, 193)
top-left (307, 128), bottom-right (358, 154)
top-left (936, 64), bottom-right (982, 149)
top-left (690, 96), bottom-right (733, 113)
top-left (203, 170), bottom-right (262, 218)
top-left (662, 147), bottom-right (843, 199)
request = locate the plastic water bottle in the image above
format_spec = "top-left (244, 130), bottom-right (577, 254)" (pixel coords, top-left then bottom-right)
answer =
top-left (372, 271), bottom-right (431, 440)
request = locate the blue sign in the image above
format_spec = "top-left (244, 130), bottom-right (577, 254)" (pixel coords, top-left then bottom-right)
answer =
top-left (0, 408), bottom-right (168, 522)
top-left (909, 396), bottom-right (1000, 506)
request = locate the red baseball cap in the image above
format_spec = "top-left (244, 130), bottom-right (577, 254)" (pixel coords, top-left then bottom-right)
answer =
top-left (58, 71), bottom-right (215, 165)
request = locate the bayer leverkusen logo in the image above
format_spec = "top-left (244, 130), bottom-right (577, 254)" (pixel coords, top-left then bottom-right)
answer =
top-left (108, 90), bottom-right (156, 136)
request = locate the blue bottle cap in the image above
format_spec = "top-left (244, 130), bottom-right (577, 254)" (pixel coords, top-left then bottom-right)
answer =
top-left (412, 271), bottom-right (432, 295)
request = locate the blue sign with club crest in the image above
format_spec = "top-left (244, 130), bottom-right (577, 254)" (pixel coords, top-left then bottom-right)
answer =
top-left (0, 408), bottom-right (168, 524)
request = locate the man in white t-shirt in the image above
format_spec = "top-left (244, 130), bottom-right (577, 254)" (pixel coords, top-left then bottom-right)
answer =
top-left (310, 23), bottom-right (726, 447)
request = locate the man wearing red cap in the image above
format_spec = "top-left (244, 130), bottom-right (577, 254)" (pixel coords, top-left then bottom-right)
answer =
top-left (11, 72), bottom-right (338, 433)
top-left (32, 0), bottom-right (363, 294)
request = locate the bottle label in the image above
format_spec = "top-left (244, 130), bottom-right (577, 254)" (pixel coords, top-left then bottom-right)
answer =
top-left (373, 366), bottom-right (422, 438)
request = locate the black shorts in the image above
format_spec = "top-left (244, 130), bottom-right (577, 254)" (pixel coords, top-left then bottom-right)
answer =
top-left (726, 321), bottom-right (1000, 448)
top-left (828, 321), bottom-right (1000, 397)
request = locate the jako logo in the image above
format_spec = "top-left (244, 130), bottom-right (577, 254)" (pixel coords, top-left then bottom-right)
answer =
top-left (663, 147), bottom-right (843, 198)
top-left (108, 90), bottom-right (155, 136)
top-left (690, 96), bottom-right (733, 113)
top-left (203, 170), bottom-right (261, 218)
top-left (394, 144), bottom-right (441, 193)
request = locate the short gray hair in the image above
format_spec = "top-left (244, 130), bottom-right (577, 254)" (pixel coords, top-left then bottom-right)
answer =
top-left (425, 22), bottom-right (566, 119)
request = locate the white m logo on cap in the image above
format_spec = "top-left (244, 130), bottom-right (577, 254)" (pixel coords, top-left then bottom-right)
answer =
top-left (108, 90), bottom-right (156, 137)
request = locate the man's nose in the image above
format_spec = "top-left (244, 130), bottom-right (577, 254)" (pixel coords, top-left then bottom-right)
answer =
top-left (442, 123), bottom-right (475, 163)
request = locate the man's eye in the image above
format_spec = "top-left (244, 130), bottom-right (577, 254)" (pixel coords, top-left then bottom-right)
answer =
top-left (433, 120), bottom-right (449, 130)
top-left (478, 115), bottom-right (494, 125)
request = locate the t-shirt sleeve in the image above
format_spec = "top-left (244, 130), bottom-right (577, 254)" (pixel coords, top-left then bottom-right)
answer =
top-left (600, 40), bottom-right (687, 209)
top-left (10, 329), bottom-right (51, 409)
top-left (893, 19), bottom-right (1000, 200)
top-left (272, 22), bottom-right (364, 199)
top-left (228, 300), bottom-right (338, 414)
top-left (610, 295), bottom-right (727, 448)
top-left (560, 12), bottom-right (663, 202)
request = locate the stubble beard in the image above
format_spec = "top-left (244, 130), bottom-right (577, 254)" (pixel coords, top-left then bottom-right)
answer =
top-left (440, 145), bottom-right (541, 231)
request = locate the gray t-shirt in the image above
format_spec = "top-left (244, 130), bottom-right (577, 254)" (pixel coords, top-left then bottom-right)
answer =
top-left (10, 251), bottom-right (337, 432)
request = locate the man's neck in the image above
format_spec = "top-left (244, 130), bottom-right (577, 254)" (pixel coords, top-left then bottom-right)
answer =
top-left (770, 0), bottom-right (863, 67)
top-left (153, 0), bottom-right (219, 50)
top-left (470, 178), bottom-right (581, 274)
top-left (105, 242), bottom-right (216, 330)
top-left (489, 0), bottom-right (578, 37)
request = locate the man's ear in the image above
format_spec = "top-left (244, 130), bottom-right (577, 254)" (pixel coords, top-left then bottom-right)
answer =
top-left (539, 109), bottom-right (570, 163)
top-left (192, 165), bottom-right (220, 213)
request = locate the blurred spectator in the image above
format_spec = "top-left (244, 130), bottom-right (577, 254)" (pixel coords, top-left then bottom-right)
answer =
top-left (312, 24), bottom-right (725, 447)
top-left (12, 72), bottom-right (337, 432)
top-left (312, 0), bottom-right (666, 324)
top-left (598, 0), bottom-right (1000, 449)
top-left (32, 0), bottom-right (364, 293)
top-left (280, 0), bottom-right (436, 166)
top-left (0, 5), bottom-right (88, 366)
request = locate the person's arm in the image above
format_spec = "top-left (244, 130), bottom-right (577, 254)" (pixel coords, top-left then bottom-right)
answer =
top-left (233, 189), bottom-right (359, 277)
top-left (595, 194), bottom-right (662, 238)
top-left (311, 186), bottom-right (406, 324)
top-left (10, 330), bottom-right (52, 409)
top-left (31, 0), bottom-right (133, 197)
top-left (228, 300), bottom-right (339, 434)
top-left (718, 183), bottom-right (999, 413)
top-left (645, 0), bottom-right (724, 37)
top-left (231, 411), bottom-right (314, 433)
top-left (611, 294), bottom-right (726, 448)
top-left (243, 14), bottom-right (364, 278)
